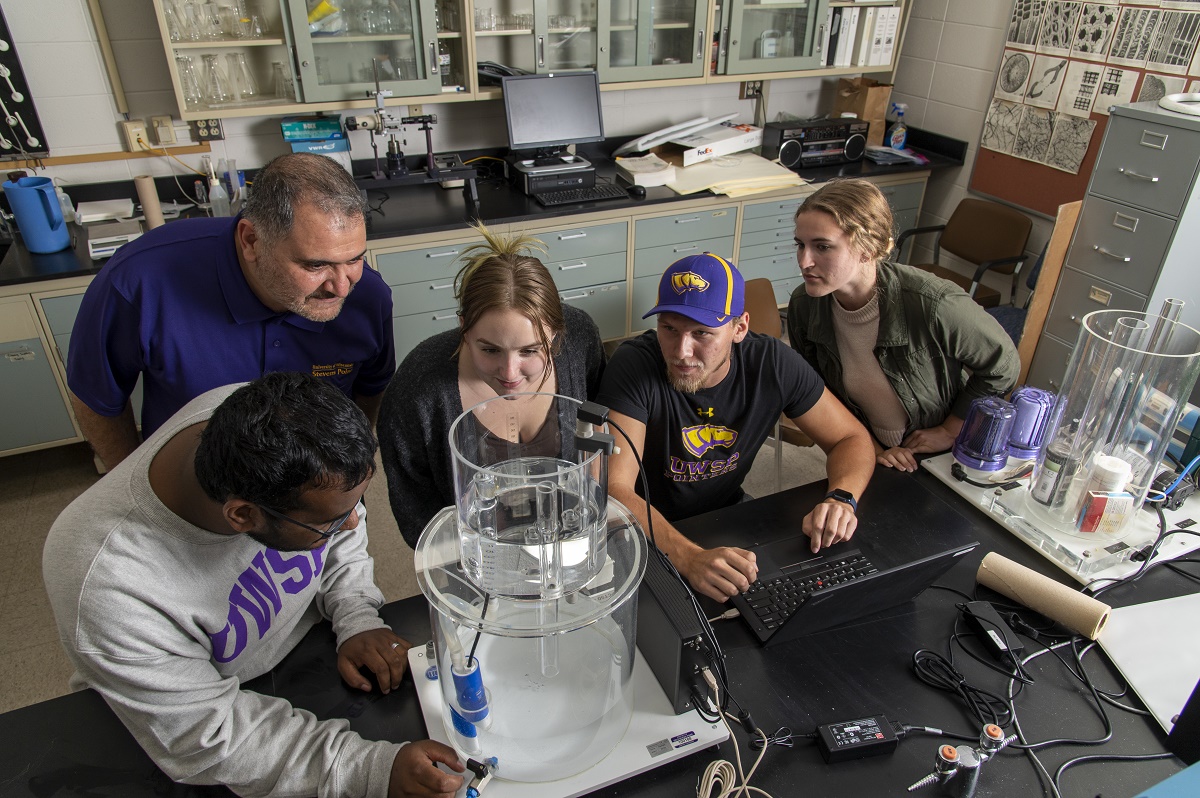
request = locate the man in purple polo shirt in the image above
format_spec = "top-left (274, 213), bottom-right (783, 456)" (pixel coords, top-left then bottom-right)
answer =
top-left (68, 152), bottom-right (395, 470)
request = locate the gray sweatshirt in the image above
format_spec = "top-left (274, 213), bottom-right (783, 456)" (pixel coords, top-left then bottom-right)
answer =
top-left (42, 385), bottom-right (403, 798)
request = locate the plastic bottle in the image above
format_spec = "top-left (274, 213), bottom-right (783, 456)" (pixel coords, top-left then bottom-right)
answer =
top-left (55, 186), bottom-right (76, 223)
top-left (208, 177), bottom-right (231, 217)
top-left (888, 102), bottom-right (908, 151)
top-left (438, 40), bottom-right (453, 86)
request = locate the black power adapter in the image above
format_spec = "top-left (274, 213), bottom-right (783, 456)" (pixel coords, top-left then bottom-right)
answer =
top-left (963, 601), bottom-right (1024, 662)
top-left (816, 715), bottom-right (898, 763)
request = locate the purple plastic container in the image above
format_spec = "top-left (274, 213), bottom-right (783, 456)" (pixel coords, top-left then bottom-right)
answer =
top-left (953, 396), bottom-right (1016, 472)
top-left (1007, 386), bottom-right (1057, 460)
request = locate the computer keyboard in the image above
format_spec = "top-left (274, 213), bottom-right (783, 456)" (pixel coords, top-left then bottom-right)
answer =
top-left (534, 184), bottom-right (628, 207)
top-left (744, 552), bottom-right (877, 630)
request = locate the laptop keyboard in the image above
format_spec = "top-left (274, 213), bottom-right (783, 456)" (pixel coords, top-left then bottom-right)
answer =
top-left (745, 553), bottom-right (878, 631)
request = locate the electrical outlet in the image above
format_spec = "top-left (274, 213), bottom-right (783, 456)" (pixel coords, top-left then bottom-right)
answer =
top-left (409, 104), bottom-right (423, 116)
top-left (740, 81), bottom-right (763, 100)
top-left (151, 115), bottom-right (176, 145)
top-left (120, 119), bottom-right (148, 152)
top-left (191, 118), bottom-right (225, 141)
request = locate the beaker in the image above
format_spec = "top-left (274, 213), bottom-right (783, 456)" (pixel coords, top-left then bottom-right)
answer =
top-left (1027, 303), bottom-right (1200, 537)
top-left (200, 53), bottom-right (235, 105)
top-left (175, 55), bottom-right (204, 109)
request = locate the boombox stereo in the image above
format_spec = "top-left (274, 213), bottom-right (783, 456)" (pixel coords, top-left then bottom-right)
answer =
top-left (762, 118), bottom-right (869, 170)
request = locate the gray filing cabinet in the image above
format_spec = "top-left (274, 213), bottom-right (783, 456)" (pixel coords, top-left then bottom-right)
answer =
top-left (1028, 101), bottom-right (1200, 404)
top-left (631, 206), bottom-right (737, 332)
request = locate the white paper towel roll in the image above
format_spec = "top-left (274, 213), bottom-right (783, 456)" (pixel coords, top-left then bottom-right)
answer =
top-left (976, 552), bottom-right (1111, 640)
top-left (135, 175), bottom-right (164, 229)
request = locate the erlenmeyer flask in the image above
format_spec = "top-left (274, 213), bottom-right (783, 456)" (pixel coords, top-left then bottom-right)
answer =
top-left (225, 53), bottom-right (259, 101)
top-left (271, 61), bottom-right (295, 100)
top-left (175, 55), bottom-right (204, 109)
top-left (200, 53), bottom-right (234, 105)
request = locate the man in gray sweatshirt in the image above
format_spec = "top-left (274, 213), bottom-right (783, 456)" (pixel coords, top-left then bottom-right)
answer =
top-left (43, 373), bottom-right (464, 798)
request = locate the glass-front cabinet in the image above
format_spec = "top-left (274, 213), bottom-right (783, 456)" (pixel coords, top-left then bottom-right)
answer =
top-left (598, 0), bottom-right (708, 81)
top-left (716, 0), bottom-right (830, 75)
top-left (286, 0), bottom-right (443, 101)
top-left (473, 0), bottom-right (598, 75)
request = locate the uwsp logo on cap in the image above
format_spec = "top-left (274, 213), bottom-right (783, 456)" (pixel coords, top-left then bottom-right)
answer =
top-left (671, 271), bottom-right (710, 294)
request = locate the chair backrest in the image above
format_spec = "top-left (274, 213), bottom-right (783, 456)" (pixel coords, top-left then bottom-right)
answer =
top-left (939, 198), bottom-right (1033, 275)
top-left (744, 278), bottom-right (782, 338)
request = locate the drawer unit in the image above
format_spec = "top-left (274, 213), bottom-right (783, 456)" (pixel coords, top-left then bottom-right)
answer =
top-left (1066, 197), bottom-right (1172, 297)
top-left (772, 275), bottom-right (803, 307)
top-left (560, 281), bottom-right (627, 340)
top-left (40, 293), bottom-right (86, 335)
top-left (1042, 269), bottom-right (1146, 346)
top-left (634, 207), bottom-right (736, 249)
top-left (740, 223), bottom-right (796, 249)
top-left (389, 278), bottom-right (462, 317)
top-left (740, 239), bottom-right (797, 264)
top-left (631, 274), bottom-right (659, 322)
top-left (1089, 118), bottom-right (1200, 217)
top-left (1026, 334), bottom-right (1073, 393)
top-left (742, 211), bottom-right (796, 236)
top-left (393, 307), bottom-right (460, 361)
top-left (893, 208), bottom-right (918, 238)
top-left (634, 235), bottom-right (737, 278)
top-left (546, 251), bottom-right (626, 292)
top-left (374, 241), bottom-right (477, 287)
top-left (537, 222), bottom-right (627, 262)
top-left (877, 181), bottom-right (924, 214)
top-left (743, 197), bottom-right (806, 219)
top-left (739, 251), bottom-right (798, 283)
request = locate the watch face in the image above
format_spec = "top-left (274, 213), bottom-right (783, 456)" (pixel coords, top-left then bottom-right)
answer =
top-left (830, 489), bottom-right (853, 501)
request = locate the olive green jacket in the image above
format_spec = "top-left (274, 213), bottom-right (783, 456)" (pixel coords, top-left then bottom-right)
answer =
top-left (786, 261), bottom-right (1019, 437)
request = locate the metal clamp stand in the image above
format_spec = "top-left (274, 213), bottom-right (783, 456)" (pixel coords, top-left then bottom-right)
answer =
top-left (907, 725), bottom-right (1017, 798)
top-left (345, 60), bottom-right (480, 208)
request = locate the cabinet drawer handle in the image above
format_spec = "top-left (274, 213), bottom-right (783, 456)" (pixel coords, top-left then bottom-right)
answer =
top-left (815, 23), bottom-right (825, 55)
top-left (4, 349), bottom-right (35, 362)
top-left (1092, 245), bottom-right (1131, 262)
top-left (558, 261), bottom-right (588, 270)
top-left (429, 282), bottom-right (454, 290)
top-left (432, 312), bottom-right (457, 321)
top-left (428, 42), bottom-right (438, 79)
top-left (1118, 167), bottom-right (1159, 183)
top-left (560, 291), bottom-right (590, 301)
top-left (696, 28), bottom-right (704, 60)
top-left (1069, 315), bottom-right (1081, 324)
top-left (557, 232), bottom-right (587, 240)
top-left (774, 242), bottom-right (793, 251)
top-left (537, 36), bottom-right (545, 68)
top-left (1140, 130), bottom-right (1168, 150)
top-left (425, 249), bottom-right (460, 259)
top-left (673, 245), bottom-right (699, 253)
top-left (673, 217), bottom-right (700, 224)
top-left (771, 255), bottom-right (792, 264)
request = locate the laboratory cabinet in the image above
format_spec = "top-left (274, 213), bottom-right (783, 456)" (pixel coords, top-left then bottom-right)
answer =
top-left (150, 0), bottom-right (908, 119)
top-left (0, 297), bottom-right (78, 455)
top-left (1027, 101), bottom-right (1200, 408)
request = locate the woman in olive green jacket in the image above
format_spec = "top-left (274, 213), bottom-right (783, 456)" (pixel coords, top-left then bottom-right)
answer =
top-left (787, 178), bottom-right (1019, 472)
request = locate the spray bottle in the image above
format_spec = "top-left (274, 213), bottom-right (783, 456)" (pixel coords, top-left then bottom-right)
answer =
top-left (888, 102), bottom-right (908, 151)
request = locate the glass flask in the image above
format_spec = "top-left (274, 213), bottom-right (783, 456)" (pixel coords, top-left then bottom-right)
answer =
top-left (271, 61), bottom-right (295, 100)
top-left (415, 394), bottom-right (646, 783)
top-left (200, 53), bottom-right (235, 105)
top-left (225, 52), bottom-right (260, 101)
top-left (175, 54), bottom-right (204, 109)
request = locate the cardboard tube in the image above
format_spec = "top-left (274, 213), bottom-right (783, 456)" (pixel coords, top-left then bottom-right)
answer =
top-left (135, 175), bottom-right (164, 229)
top-left (976, 552), bottom-right (1111, 639)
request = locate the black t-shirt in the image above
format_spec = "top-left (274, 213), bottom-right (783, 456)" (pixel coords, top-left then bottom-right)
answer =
top-left (597, 331), bottom-right (824, 521)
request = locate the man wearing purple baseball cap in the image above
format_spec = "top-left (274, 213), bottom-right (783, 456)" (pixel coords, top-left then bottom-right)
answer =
top-left (596, 253), bottom-right (875, 603)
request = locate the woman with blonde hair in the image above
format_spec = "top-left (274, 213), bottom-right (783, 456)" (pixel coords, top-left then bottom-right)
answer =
top-left (787, 178), bottom-right (1018, 472)
top-left (378, 223), bottom-right (605, 546)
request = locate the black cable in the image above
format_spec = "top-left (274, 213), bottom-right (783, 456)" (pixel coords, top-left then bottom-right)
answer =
top-left (1053, 752), bottom-right (1176, 796)
top-left (1007, 639), bottom-right (1114, 751)
top-left (911, 649), bottom-right (1012, 727)
top-left (367, 190), bottom-right (389, 216)
top-left (750, 727), bottom-right (816, 749)
top-left (467, 594), bottom-right (490, 666)
top-left (605, 416), bottom-right (657, 549)
top-left (927, 583), bottom-right (976, 601)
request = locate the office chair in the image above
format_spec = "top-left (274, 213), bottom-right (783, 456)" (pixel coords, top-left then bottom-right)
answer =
top-left (894, 198), bottom-right (1033, 309)
top-left (744, 278), bottom-right (813, 494)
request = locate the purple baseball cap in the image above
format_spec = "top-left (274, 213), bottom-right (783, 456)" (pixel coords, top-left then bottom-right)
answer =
top-left (643, 252), bottom-right (746, 327)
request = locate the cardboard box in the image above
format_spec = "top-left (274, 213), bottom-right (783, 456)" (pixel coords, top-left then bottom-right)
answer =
top-left (290, 139), bottom-right (352, 174)
top-left (668, 121), bottom-right (763, 166)
top-left (280, 115), bottom-right (345, 142)
top-left (832, 77), bottom-right (893, 147)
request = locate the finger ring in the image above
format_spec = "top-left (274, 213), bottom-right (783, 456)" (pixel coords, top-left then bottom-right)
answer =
top-left (391, 642), bottom-right (401, 649)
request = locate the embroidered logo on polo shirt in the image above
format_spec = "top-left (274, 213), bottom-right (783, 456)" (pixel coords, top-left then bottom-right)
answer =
top-left (671, 272), bottom-right (710, 294)
top-left (681, 424), bottom-right (737, 457)
top-left (312, 362), bottom-right (354, 378)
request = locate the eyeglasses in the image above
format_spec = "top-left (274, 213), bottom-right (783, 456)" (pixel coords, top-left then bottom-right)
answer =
top-left (256, 496), bottom-right (361, 541)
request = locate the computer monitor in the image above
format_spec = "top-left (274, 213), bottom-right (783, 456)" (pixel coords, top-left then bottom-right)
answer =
top-left (501, 72), bottom-right (605, 154)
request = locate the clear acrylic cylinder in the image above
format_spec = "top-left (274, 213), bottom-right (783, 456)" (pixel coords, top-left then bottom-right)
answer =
top-left (1027, 306), bottom-right (1200, 538)
top-left (414, 394), bottom-right (647, 782)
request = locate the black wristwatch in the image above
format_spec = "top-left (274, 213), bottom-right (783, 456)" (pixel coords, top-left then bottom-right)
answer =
top-left (823, 489), bottom-right (858, 513)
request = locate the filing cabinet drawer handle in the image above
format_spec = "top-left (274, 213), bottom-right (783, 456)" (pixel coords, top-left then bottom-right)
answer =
top-left (425, 249), bottom-right (460, 259)
top-left (1118, 167), bottom-right (1159, 183)
top-left (771, 255), bottom-right (792, 264)
top-left (4, 349), bottom-right (35, 362)
top-left (1092, 245), bottom-right (1131, 262)
top-left (558, 261), bottom-right (588, 270)
top-left (673, 245), bottom-right (699, 253)
top-left (1069, 315), bottom-right (1081, 325)
top-left (1140, 130), bottom-right (1168, 150)
top-left (429, 282), bottom-right (454, 290)
top-left (560, 291), bottom-right (591, 301)
top-left (431, 313), bottom-right (457, 321)
top-left (557, 232), bottom-right (587, 240)
top-left (674, 217), bottom-right (700, 224)
top-left (774, 242), bottom-right (793, 251)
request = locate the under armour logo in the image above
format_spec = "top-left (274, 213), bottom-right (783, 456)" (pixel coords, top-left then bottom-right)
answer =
top-left (696, 407), bottom-right (715, 418)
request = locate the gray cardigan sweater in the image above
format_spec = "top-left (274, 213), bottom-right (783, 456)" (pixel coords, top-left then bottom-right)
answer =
top-left (378, 305), bottom-right (606, 547)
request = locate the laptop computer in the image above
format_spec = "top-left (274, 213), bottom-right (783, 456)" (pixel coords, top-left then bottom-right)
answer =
top-left (729, 537), bottom-right (978, 646)
top-left (676, 470), bottom-right (982, 648)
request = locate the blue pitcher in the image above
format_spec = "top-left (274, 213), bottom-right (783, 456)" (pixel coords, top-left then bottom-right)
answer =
top-left (2, 176), bottom-right (71, 253)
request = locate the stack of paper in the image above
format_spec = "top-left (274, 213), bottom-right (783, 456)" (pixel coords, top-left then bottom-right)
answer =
top-left (76, 198), bottom-right (135, 223)
top-left (666, 153), bottom-right (807, 198)
top-left (615, 153), bottom-right (677, 187)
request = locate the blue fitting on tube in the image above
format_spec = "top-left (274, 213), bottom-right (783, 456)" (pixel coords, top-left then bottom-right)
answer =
top-left (453, 659), bottom-right (489, 723)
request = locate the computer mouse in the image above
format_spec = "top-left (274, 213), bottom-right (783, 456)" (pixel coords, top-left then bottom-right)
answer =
top-left (628, 185), bottom-right (647, 199)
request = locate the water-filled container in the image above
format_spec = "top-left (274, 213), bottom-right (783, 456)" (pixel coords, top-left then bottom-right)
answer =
top-left (414, 393), bottom-right (647, 782)
top-left (2, 176), bottom-right (71, 253)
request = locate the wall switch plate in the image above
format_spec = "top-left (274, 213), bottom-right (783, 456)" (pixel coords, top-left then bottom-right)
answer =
top-left (191, 119), bottom-right (225, 141)
top-left (150, 115), bottom-right (176, 145)
top-left (120, 120), bottom-right (148, 152)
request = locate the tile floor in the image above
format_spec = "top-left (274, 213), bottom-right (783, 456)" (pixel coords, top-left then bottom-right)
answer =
top-left (0, 436), bottom-right (827, 715)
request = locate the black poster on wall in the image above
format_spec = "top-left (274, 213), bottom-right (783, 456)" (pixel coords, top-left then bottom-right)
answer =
top-left (0, 6), bottom-right (50, 159)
